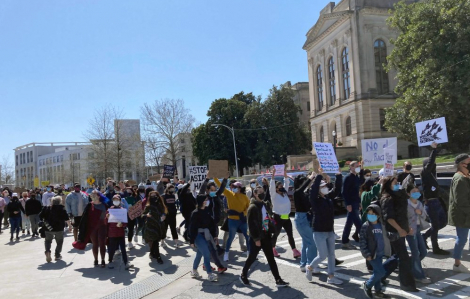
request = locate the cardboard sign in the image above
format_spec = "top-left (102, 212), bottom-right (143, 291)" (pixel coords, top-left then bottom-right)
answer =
top-left (313, 142), bottom-right (340, 172)
top-left (128, 200), bottom-right (142, 220)
top-left (383, 148), bottom-right (395, 176)
top-left (148, 174), bottom-right (161, 182)
top-left (273, 165), bottom-right (285, 176)
top-left (108, 208), bottom-right (128, 223)
top-left (415, 117), bottom-right (448, 147)
top-left (163, 165), bottom-right (176, 179)
top-left (209, 160), bottom-right (228, 179)
top-left (361, 137), bottom-right (397, 167)
top-left (189, 166), bottom-right (207, 191)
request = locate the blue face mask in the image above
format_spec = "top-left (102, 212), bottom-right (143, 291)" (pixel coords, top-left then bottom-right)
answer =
top-left (393, 184), bottom-right (400, 191)
top-left (232, 188), bottom-right (239, 193)
top-left (411, 192), bottom-right (421, 199)
top-left (367, 214), bottom-right (378, 223)
top-left (209, 191), bottom-right (217, 197)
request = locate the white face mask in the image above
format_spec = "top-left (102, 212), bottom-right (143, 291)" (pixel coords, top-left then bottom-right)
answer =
top-left (113, 201), bottom-right (120, 206)
top-left (354, 167), bottom-right (361, 173)
top-left (320, 187), bottom-right (329, 195)
top-left (250, 183), bottom-right (256, 188)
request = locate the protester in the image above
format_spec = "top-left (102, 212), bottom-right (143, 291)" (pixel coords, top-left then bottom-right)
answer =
top-left (270, 169), bottom-right (300, 259)
top-left (143, 191), bottom-right (168, 264)
top-left (19, 192), bottom-right (31, 235)
top-left (448, 154), bottom-right (470, 273)
top-left (397, 162), bottom-right (415, 184)
top-left (42, 185), bottom-right (55, 207)
top-left (421, 142), bottom-right (449, 255)
top-left (293, 173), bottom-right (317, 272)
top-left (342, 161), bottom-right (364, 249)
top-left (177, 182), bottom-right (196, 242)
top-left (39, 196), bottom-right (69, 262)
top-left (189, 195), bottom-right (219, 282)
top-left (162, 184), bottom-right (180, 248)
top-left (380, 176), bottom-right (417, 292)
top-left (2, 189), bottom-right (11, 228)
top-left (25, 192), bottom-right (42, 237)
top-left (124, 187), bottom-right (140, 249)
top-left (305, 169), bottom-right (343, 285)
top-left (245, 179), bottom-right (258, 199)
top-left (405, 183), bottom-right (431, 283)
top-left (0, 195), bottom-right (5, 234)
top-left (361, 178), bottom-right (383, 223)
top-left (104, 180), bottom-right (117, 202)
top-left (220, 180), bottom-right (247, 252)
top-left (66, 183), bottom-right (89, 242)
top-left (7, 193), bottom-right (25, 242)
top-left (106, 197), bottom-right (134, 270)
top-left (363, 169), bottom-right (372, 179)
top-left (240, 186), bottom-right (289, 287)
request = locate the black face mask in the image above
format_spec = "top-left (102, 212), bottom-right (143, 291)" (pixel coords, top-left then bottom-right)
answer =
top-left (405, 165), bottom-right (412, 171)
top-left (278, 188), bottom-right (287, 193)
top-left (258, 193), bottom-right (265, 200)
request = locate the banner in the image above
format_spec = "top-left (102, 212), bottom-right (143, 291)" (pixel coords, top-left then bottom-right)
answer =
top-left (361, 137), bottom-right (397, 167)
top-left (163, 165), bottom-right (176, 179)
top-left (273, 165), bottom-right (285, 176)
top-left (415, 117), bottom-right (448, 147)
top-left (208, 160), bottom-right (228, 179)
top-left (313, 142), bottom-right (340, 172)
top-left (189, 166), bottom-right (207, 192)
top-left (383, 148), bottom-right (395, 177)
top-left (128, 200), bottom-right (142, 220)
top-left (108, 208), bottom-right (128, 223)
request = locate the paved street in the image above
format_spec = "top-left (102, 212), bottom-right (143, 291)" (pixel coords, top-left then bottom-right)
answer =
top-left (2, 212), bottom-right (470, 299)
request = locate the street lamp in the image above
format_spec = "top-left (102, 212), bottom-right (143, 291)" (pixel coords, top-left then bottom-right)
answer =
top-left (332, 130), bottom-right (337, 154)
top-left (211, 124), bottom-right (239, 178)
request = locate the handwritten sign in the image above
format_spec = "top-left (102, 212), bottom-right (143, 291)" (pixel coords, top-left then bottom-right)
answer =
top-left (415, 117), bottom-right (448, 147)
top-left (209, 160), bottom-right (228, 179)
top-left (128, 200), bottom-right (142, 220)
top-left (189, 166), bottom-right (207, 192)
top-left (361, 137), bottom-right (397, 167)
top-left (108, 208), bottom-right (128, 223)
top-left (273, 165), bottom-right (285, 176)
top-left (163, 165), bottom-right (176, 179)
top-left (383, 148), bottom-right (395, 177)
top-left (313, 142), bottom-right (339, 172)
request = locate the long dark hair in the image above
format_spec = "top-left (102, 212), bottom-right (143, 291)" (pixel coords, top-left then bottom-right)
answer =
top-left (360, 179), bottom-right (375, 197)
top-left (294, 175), bottom-right (307, 189)
top-left (147, 191), bottom-right (168, 214)
top-left (380, 176), bottom-right (397, 197)
top-left (145, 187), bottom-right (154, 199)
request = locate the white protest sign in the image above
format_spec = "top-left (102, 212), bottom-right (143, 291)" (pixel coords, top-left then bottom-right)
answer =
top-left (313, 142), bottom-right (340, 172)
top-left (108, 208), bottom-right (128, 223)
top-left (189, 166), bottom-right (207, 192)
top-left (273, 165), bottom-right (285, 176)
top-left (415, 117), bottom-right (448, 147)
top-left (383, 148), bottom-right (395, 177)
top-left (361, 137), bottom-right (397, 167)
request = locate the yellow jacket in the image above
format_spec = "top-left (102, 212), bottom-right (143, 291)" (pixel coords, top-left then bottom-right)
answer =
top-left (214, 178), bottom-right (250, 220)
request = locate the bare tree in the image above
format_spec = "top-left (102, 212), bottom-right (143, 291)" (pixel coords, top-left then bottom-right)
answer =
top-left (0, 155), bottom-right (15, 185)
top-left (145, 136), bottom-right (165, 175)
top-left (141, 99), bottom-right (195, 167)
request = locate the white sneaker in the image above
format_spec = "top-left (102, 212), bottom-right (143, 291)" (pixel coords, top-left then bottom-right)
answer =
top-left (313, 267), bottom-right (322, 274)
top-left (190, 269), bottom-right (201, 278)
top-left (306, 267), bottom-right (313, 281)
top-left (300, 266), bottom-right (306, 273)
top-left (125, 262), bottom-right (134, 270)
top-left (133, 235), bottom-right (138, 243)
top-left (175, 240), bottom-right (180, 248)
top-left (208, 273), bottom-right (218, 282)
top-left (115, 249), bottom-right (121, 255)
top-left (127, 242), bottom-right (134, 249)
top-left (453, 264), bottom-right (470, 273)
top-left (223, 252), bottom-right (229, 262)
top-left (327, 276), bottom-right (343, 285)
top-left (335, 233), bottom-right (341, 240)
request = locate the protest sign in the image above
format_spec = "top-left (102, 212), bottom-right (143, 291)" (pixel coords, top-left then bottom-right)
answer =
top-left (383, 148), bottom-right (395, 177)
top-left (313, 142), bottom-right (340, 172)
top-left (189, 166), bottom-right (207, 191)
top-left (209, 160), bottom-right (228, 179)
top-left (108, 208), bottom-right (128, 223)
top-left (163, 165), bottom-right (176, 179)
top-left (128, 200), bottom-right (142, 220)
top-left (361, 137), bottom-right (397, 167)
top-left (273, 165), bottom-right (285, 176)
top-left (415, 117), bottom-right (448, 147)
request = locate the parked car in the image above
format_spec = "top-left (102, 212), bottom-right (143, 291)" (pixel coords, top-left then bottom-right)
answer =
top-left (414, 177), bottom-right (452, 209)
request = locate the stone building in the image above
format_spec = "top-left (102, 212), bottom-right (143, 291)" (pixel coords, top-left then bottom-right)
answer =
top-left (285, 81), bottom-right (311, 126)
top-left (304, 0), bottom-right (420, 160)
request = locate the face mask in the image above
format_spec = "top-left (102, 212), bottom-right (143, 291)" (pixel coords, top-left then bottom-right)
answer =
top-left (393, 184), bottom-right (400, 191)
top-left (258, 193), bottom-right (265, 200)
top-left (74, 188), bottom-right (80, 193)
top-left (405, 165), bottom-right (412, 171)
top-left (113, 201), bottom-right (120, 206)
top-left (367, 214), bottom-right (378, 223)
top-left (205, 200), bottom-right (210, 207)
top-left (278, 188), bottom-right (286, 193)
top-left (209, 191), bottom-right (217, 197)
top-left (232, 188), bottom-right (239, 193)
top-left (47, 188), bottom-right (51, 192)
top-left (410, 192), bottom-right (421, 199)
top-left (320, 187), bottom-right (329, 195)
top-left (250, 183), bottom-right (256, 188)
top-left (365, 175), bottom-right (371, 179)
top-left (355, 167), bottom-right (361, 173)
top-left (168, 190), bottom-right (175, 194)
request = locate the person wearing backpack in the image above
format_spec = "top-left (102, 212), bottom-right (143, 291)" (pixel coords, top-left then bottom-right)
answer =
top-left (39, 196), bottom-right (69, 262)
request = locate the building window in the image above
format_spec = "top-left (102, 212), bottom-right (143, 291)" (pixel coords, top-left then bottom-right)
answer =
top-left (78, 153), bottom-right (80, 160)
top-left (53, 157), bottom-right (56, 163)
top-left (319, 126), bottom-right (325, 142)
top-left (328, 57), bottom-right (336, 106)
top-left (345, 116), bottom-right (352, 136)
top-left (30, 151), bottom-right (33, 163)
top-left (374, 40), bottom-right (389, 95)
top-left (379, 109), bottom-right (387, 131)
top-left (316, 65), bottom-right (324, 111)
top-left (27, 152), bottom-right (29, 163)
top-left (307, 101), bottom-right (311, 112)
top-left (60, 155), bottom-right (63, 162)
top-left (341, 48), bottom-right (351, 99)
top-left (16, 155), bottom-right (18, 166)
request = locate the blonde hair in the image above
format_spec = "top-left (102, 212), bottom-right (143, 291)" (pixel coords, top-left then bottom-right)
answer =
top-left (51, 196), bottom-right (62, 206)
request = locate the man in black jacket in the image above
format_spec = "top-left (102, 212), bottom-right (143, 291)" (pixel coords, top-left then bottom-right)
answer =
top-left (341, 161), bottom-right (364, 249)
top-left (421, 142), bottom-right (449, 255)
top-left (25, 193), bottom-right (43, 237)
top-left (39, 196), bottom-right (69, 262)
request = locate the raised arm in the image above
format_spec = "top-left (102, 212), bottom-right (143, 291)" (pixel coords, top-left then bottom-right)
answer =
top-left (309, 174), bottom-right (323, 207)
top-left (424, 142), bottom-right (438, 173)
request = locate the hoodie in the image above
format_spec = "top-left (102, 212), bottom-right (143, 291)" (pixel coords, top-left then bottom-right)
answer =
top-left (359, 204), bottom-right (392, 259)
top-left (420, 148), bottom-right (439, 200)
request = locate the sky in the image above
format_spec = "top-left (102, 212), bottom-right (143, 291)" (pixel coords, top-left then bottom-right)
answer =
top-left (0, 0), bottom-right (333, 163)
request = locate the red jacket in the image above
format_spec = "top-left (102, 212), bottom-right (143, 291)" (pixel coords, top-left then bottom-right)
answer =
top-left (106, 207), bottom-right (128, 238)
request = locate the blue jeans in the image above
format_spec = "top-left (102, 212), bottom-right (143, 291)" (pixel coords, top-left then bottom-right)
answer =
top-left (406, 228), bottom-right (427, 279)
top-left (423, 199), bottom-right (447, 250)
top-left (310, 231), bottom-right (335, 275)
top-left (193, 234), bottom-right (212, 274)
top-left (9, 217), bottom-right (21, 237)
top-left (342, 203), bottom-right (362, 244)
top-left (225, 219), bottom-right (249, 253)
top-left (453, 227), bottom-right (469, 260)
top-left (366, 255), bottom-right (386, 291)
top-left (295, 212), bottom-right (317, 267)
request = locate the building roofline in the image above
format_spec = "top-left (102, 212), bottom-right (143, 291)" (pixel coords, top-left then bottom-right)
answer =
top-left (14, 142), bottom-right (91, 151)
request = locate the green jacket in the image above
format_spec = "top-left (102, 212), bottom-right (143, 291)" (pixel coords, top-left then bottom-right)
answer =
top-left (361, 184), bottom-right (381, 223)
top-left (448, 173), bottom-right (470, 228)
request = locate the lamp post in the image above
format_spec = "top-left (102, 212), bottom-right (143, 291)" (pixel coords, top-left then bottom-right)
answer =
top-left (211, 124), bottom-right (239, 178)
top-left (332, 130), bottom-right (337, 154)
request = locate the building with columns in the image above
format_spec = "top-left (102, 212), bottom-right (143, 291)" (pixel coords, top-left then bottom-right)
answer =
top-left (304, 0), bottom-right (420, 160)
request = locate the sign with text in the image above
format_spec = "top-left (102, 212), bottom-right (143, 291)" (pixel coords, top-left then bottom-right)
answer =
top-left (108, 208), bottom-right (128, 223)
top-left (273, 165), bottom-right (285, 176)
top-left (208, 160), bottom-right (228, 179)
top-left (313, 142), bottom-right (340, 172)
top-left (128, 200), bottom-right (143, 220)
top-left (415, 117), bottom-right (448, 147)
top-left (361, 137), bottom-right (397, 167)
top-left (383, 148), bottom-right (395, 177)
top-left (163, 165), bottom-right (176, 179)
top-left (189, 166), bottom-right (207, 192)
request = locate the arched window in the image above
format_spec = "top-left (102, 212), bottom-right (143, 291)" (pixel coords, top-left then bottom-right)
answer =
top-left (374, 39), bottom-right (389, 95)
top-left (328, 57), bottom-right (336, 106)
top-left (316, 65), bottom-right (324, 111)
top-left (320, 126), bottom-right (324, 142)
top-left (345, 116), bottom-right (352, 136)
top-left (341, 48), bottom-right (351, 99)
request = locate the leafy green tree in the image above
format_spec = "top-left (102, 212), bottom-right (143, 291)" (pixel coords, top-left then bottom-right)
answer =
top-left (385, 0), bottom-right (470, 152)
